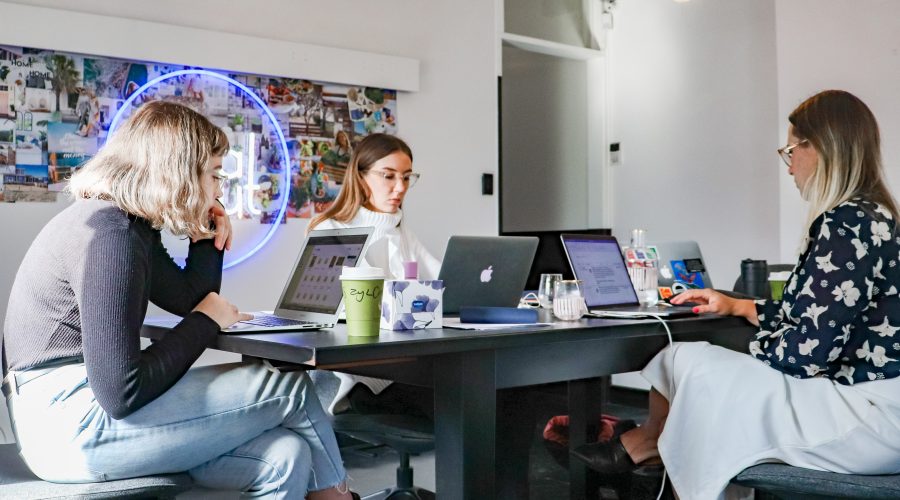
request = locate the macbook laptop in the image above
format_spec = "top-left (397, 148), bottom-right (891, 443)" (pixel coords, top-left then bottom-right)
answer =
top-left (439, 235), bottom-right (539, 314)
top-left (560, 234), bottom-right (696, 318)
top-left (144, 227), bottom-right (373, 333)
top-left (651, 240), bottom-right (713, 294)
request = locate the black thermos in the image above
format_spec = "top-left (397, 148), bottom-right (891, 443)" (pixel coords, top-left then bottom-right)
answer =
top-left (740, 259), bottom-right (770, 299)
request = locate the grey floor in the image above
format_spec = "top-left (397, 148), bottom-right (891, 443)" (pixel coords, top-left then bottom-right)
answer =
top-left (178, 447), bottom-right (434, 499)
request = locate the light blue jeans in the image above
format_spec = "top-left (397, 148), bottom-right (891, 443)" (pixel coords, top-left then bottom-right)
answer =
top-left (6, 361), bottom-right (347, 498)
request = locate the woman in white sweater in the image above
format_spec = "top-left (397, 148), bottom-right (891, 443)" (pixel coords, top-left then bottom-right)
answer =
top-left (309, 133), bottom-right (440, 279)
top-left (308, 133), bottom-right (440, 416)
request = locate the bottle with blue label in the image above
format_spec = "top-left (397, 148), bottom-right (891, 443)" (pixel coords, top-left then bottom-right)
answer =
top-left (623, 229), bottom-right (659, 306)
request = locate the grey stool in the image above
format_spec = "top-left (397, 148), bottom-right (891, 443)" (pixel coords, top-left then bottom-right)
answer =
top-left (733, 463), bottom-right (900, 500)
top-left (0, 443), bottom-right (193, 499)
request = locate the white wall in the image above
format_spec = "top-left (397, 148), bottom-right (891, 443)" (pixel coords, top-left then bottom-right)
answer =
top-left (607, 0), bottom-right (780, 288)
top-left (776, 0), bottom-right (900, 262)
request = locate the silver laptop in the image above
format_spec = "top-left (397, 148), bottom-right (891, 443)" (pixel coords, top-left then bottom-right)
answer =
top-left (439, 236), bottom-right (538, 314)
top-left (650, 240), bottom-right (714, 293)
top-left (145, 227), bottom-right (373, 333)
top-left (560, 234), bottom-right (696, 318)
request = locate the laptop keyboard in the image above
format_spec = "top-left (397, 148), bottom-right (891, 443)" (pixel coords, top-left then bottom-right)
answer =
top-left (240, 315), bottom-right (318, 327)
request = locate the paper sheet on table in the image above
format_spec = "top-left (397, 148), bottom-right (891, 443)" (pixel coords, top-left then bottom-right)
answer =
top-left (443, 317), bottom-right (553, 330)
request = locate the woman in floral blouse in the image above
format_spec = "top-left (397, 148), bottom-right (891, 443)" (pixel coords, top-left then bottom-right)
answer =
top-left (572, 90), bottom-right (900, 499)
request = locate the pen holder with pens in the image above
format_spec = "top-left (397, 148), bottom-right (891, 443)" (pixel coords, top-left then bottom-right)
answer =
top-left (380, 279), bottom-right (444, 330)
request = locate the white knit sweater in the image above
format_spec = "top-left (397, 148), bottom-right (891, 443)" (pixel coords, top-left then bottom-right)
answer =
top-left (314, 207), bottom-right (441, 280)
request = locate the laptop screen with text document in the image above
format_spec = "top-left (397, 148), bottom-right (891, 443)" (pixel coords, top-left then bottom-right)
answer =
top-left (562, 235), bottom-right (639, 308)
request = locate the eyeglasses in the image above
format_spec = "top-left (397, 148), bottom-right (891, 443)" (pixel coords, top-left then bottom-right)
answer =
top-left (366, 169), bottom-right (421, 188)
top-left (777, 139), bottom-right (808, 167)
top-left (210, 169), bottom-right (230, 191)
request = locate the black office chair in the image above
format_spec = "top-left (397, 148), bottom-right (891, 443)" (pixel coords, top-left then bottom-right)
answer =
top-left (332, 413), bottom-right (435, 500)
top-left (732, 463), bottom-right (900, 499)
top-left (0, 443), bottom-right (193, 500)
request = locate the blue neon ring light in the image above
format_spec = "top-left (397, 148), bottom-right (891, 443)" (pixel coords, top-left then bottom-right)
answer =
top-left (108, 69), bottom-right (290, 269)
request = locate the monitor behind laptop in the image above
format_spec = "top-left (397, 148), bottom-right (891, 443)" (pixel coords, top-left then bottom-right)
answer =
top-left (438, 236), bottom-right (538, 314)
top-left (501, 228), bottom-right (611, 290)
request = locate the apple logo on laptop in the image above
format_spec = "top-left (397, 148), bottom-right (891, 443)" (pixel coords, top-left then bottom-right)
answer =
top-left (480, 265), bottom-right (493, 283)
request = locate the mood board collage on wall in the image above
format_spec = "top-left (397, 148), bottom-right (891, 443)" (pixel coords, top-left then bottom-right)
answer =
top-left (0, 45), bottom-right (399, 223)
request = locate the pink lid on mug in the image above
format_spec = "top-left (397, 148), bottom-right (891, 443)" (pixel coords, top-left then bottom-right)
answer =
top-left (403, 261), bottom-right (418, 280)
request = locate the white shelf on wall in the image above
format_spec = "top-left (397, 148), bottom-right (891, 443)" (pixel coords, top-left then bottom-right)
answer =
top-left (501, 32), bottom-right (603, 60)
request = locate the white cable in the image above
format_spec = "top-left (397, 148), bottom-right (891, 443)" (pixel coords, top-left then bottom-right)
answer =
top-left (645, 313), bottom-right (671, 500)
top-left (588, 311), bottom-right (674, 498)
top-left (645, 313), bottom-right (674, 347)
top-left (657, 468), bottom-right (668, 500)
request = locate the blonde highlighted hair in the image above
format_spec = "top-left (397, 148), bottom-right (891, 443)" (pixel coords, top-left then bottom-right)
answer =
top-left (308, 133), bottom-right (413, 231)
top-left (68, 101), bottom-right (229, 238)
top-left (790, 90), bottom-right (899, 232)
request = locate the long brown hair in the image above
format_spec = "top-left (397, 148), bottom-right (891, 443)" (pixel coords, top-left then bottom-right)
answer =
top-left (790, 90), bottom-right (899, 231)
top-left (308, 133), bottom-right (413, 231)
top-left (68, 101), bottom-right (229, 237)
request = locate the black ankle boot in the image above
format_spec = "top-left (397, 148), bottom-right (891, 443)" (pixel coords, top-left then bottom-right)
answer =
top-left (570, 436), bottom-right (637, 474)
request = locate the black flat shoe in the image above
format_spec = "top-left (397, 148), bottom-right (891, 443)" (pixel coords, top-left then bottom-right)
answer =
top-left (570, 436), bottom-right (636, 474)
top-left (611, 419), bottom-right (637, 440)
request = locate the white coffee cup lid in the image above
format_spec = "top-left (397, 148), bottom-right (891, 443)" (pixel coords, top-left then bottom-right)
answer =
top-left (339, 266), bottom-right (385, 280)
top-left (769, 271), bottom-right (792, 281)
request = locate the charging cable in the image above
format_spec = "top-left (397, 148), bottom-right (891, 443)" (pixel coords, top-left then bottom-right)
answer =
top-left (645, 313), bottom-right (674, 348)
top-left (584, 311), bottom-right (675, 498)
top-left (635, 313), bottom-right (672, 500)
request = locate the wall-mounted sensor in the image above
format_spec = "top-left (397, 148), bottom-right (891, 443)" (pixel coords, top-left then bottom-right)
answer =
top-left (610, 142), bottom-right (621, 165)
top-left (482, 173), bottom-right (494, 195)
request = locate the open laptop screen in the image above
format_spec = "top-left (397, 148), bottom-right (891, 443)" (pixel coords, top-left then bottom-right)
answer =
top-left (278, 233), bottom-right (368, 314)
top-left (561, 235), bottom-right (639, 308)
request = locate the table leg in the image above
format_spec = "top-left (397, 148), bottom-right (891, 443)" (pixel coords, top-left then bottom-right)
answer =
top-left (496, 386), bottom-right (539, 499)
top-left (434, 350), bottom-right (497, 499)
top-left (569, 377), bottom-right (606, 500)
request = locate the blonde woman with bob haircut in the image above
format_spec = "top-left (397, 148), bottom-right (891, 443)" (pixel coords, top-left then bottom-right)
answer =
top-left (4, 101), bottom-right (357, 500)
top-left (308, 133), bottom-right (439, 417)
top-left (573, 90), bottom-right (900, 499)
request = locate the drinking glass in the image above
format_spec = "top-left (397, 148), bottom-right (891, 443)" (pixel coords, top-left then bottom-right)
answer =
top-left (537, 273), bottom-right (563, 309)
top-left (553, 280), bottom-right (587, 321)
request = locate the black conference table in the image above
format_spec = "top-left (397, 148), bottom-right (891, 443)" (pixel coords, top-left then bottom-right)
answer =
top-left (144, 314), bottom-right (756, 499)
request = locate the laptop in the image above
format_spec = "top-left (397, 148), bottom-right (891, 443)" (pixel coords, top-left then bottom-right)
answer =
top-left (560, 234), bottom-right (696, 318)
top-left (650, 240), bottom-right (714, 295)
top-left (439, 236), bottom-right (539, 314)
top-left (144, 227), bottom-right (374, 333)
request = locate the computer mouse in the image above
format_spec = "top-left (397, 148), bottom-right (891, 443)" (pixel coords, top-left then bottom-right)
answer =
top-left (663, 296), bottom-right (702, 308)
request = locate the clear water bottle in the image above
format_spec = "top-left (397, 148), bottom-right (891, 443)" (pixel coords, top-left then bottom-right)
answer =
top-left (623, 229), bottom-right (659, 307)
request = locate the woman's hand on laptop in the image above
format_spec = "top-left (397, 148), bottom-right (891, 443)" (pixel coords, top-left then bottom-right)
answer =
top-left (671, 289), bottom-right (759, 326)
top-left (194, 292), bottom-right (253, 329)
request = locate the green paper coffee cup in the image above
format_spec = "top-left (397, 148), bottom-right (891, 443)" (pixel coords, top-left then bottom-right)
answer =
top-left (769, 271), bottom-right (792, 300)
top-left (340, 266), bottom-right (385, 337)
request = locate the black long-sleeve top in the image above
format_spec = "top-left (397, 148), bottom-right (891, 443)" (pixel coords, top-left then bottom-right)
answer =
top-left (3, 199), bottom-right (222, 418)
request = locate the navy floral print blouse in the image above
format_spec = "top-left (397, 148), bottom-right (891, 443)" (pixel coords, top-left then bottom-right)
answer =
top-left (752, 198), bottom-right (900, 385)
